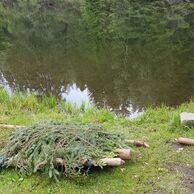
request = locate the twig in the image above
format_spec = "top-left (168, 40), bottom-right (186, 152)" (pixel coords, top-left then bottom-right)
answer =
top-left (0, 124), bottom-right (24, 129)
top-left (125, 140), bottom-right (149, 148)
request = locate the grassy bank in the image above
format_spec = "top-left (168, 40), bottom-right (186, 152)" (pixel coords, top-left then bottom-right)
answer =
top-left (0, 89), bottom-right (194, 194)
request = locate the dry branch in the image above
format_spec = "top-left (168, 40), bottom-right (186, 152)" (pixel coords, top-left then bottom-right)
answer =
top-left (0, 124), bottom-right (24, 129)
top-left (125, 140), bottom-right (149, 148)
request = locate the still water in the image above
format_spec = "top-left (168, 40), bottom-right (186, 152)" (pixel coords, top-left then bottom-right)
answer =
top-left (1, 38), bottom-right (194, 118)
top-left (1, 1), bottom-right (194, 118)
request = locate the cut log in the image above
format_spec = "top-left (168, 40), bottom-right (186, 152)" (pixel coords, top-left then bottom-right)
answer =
top-left (125, 140), bottom-right (149, 148)
top-left (100, 158), bottom-right (125, 166)
top-left (116, 149), bottom-right (131, 160)
top-left (177, 137), bottom-right (194, 145)
top-left (0, 124), bottom-right (24, 129)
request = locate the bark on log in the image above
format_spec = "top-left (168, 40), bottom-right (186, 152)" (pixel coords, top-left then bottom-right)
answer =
top-left (177, 137), bottom-right (194, 145)
top-left (100, 158), bottom-right (125, 166)
top-left (116, 149), bottom-right (131, 160)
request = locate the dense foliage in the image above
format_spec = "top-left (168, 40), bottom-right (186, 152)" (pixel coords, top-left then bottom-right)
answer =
top-left (0, 0), bottom-right (194, 47)
top-left (82, 0), bottom-right (194, 45)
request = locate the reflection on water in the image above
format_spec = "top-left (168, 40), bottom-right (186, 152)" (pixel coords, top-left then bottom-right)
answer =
top-left (1, 0), bottom-right (194, 118)
top-left (1, 39), bottom-right (194, 119)
top-left (0, 73), bottom-right (13, 96)
top-left (61, 83), bottom-right (93, 108)
top-left (125, 104), bottom-right (144, 120)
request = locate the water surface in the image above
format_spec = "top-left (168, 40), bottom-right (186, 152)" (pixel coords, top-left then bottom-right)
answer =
top-left (1, 2), bottom-right (194, 118)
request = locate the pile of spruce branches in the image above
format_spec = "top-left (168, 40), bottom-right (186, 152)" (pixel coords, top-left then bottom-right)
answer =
top-left (3, 121), bottom-right (128, 180)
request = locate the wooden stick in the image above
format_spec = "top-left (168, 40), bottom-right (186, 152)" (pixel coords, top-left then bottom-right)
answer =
top-left (125, 140), bottom-right (149, 148)
top-left (177, 137), bottom-right (194, 145)
top-left (100, 158), bottom-right (125, 166)
top-left (0, 124), bottom-right (24, 129)
top-left (37, 157), bottom-right (125, 170)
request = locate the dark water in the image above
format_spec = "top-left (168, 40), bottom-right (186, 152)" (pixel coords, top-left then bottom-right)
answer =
top-left (1, 2), bottom-right (194, 118)
top-left (1, 39), bottom-right (194, 118)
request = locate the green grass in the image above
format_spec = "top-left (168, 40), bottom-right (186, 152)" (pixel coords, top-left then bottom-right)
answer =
top-left (0, 88), bottom-right (194, 194)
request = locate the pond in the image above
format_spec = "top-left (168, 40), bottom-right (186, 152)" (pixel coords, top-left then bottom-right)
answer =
top-left (0, 1), bottom-right (194, 118)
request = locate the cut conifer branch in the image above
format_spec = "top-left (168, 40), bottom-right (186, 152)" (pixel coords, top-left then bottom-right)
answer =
top-left (3, 121), bottom-right (131, 179)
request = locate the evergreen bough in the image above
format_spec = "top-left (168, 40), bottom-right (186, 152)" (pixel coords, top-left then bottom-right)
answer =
top-left (3, 121), bottom-right (128, 180)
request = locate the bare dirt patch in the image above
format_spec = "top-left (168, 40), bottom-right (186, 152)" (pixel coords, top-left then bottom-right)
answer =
top-left (168, 142), bottom-right (184, 150)
top-left (170, 165), bottom-right (194, 193)
top-left (167, 140), bottom-right (194, 157)
top-left (166, 141), bottom-right (194, 193)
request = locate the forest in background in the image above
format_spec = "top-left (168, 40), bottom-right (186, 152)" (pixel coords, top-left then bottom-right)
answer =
top-left (0, 0), bottom-right (194, 49)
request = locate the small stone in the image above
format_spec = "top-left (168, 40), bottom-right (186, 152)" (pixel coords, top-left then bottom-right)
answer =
top-left (177, 148), bottom-right (184, 153)
top-left (180, 112), bottom-right (194, 126)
